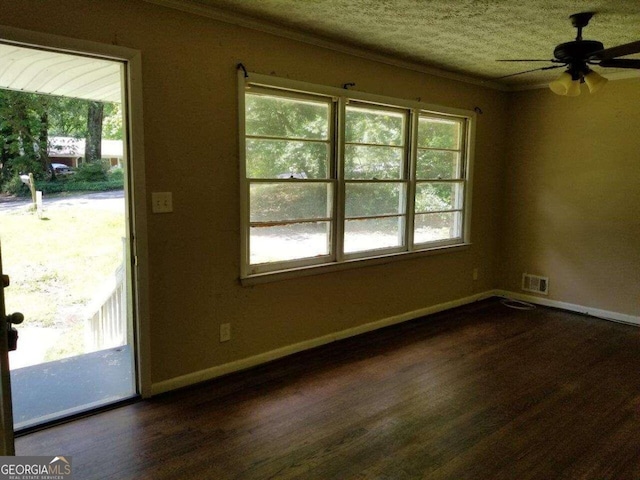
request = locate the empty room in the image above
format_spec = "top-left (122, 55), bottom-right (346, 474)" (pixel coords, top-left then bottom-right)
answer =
top-left (0, 0), bottom-right (638, 478)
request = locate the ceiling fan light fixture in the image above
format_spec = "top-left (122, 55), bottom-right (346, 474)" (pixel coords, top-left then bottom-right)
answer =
top-left (565, 79), bottom-right (582, 96)
top-left (549, 71), bottom-right (574, 95)
top-left (584, 70), bottom-right (608, 94)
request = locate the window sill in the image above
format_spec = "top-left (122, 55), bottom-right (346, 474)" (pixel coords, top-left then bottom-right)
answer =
top-left (240, 243), bottom-right (471, 286)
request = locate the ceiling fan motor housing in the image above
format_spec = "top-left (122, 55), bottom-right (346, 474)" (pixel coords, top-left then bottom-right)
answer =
top-left (553, 40), bottom-right (604, 63)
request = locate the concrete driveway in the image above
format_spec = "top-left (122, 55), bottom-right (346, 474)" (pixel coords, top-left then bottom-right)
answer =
top-left (0, 190), bottom-right (125, 213)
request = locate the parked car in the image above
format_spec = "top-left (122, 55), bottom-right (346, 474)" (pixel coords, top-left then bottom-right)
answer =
top-left (51, 163), bottom-right (74, 176)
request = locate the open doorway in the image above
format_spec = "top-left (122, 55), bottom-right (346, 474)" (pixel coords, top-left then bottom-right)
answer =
top-left (0, 42), bottom-right (138, 431)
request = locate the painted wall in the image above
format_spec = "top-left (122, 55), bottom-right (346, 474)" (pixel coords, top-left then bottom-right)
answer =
top-left (1, 0), bottom-right (506, 387)
top-left (501, 78), bottom-right (640, 316)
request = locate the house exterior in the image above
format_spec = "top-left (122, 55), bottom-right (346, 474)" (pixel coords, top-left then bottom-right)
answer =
top-left (48, 136), bottom-right (123, 168)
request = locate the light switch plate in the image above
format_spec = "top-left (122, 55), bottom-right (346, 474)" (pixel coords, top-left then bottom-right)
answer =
top-left (151, 192), bottom-right (173, 213)
top-left (220, 323), bottom-right (231, 342)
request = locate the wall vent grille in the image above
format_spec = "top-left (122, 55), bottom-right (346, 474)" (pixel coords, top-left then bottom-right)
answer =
top-left (522, 273), bottom-right (549, 295)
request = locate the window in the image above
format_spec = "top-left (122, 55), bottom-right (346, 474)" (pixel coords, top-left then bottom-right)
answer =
top-left (240, 75), bottom-right (474, 279)
top-left (344, 104), bottom-right (408, 256)
top-left (414, 114), bottom-right (466, 246)
top-left (244, 90), bottom-right (334, 267)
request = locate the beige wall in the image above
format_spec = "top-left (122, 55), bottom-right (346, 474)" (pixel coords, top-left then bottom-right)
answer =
top-left (1, 0), bottom-right (507, 386)
top-left (6, 0), bottom-right (640, 392)
top-left (501, 78), bottom-right (640, 316)
top-left (4, 1), bottom-right (637, 392)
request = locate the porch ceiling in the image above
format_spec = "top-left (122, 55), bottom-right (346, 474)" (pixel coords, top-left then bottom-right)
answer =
top-left (0, 42), bottom-right (122, 103)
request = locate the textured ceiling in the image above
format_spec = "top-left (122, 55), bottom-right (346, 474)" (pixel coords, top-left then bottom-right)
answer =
top-left (161, 0), bottom-right (640, 88)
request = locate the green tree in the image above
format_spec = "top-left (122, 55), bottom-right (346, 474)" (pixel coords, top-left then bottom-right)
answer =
top-left (85, 101), bottom-right (104, 162)
top-left (243, 92), bottom-right (462, 222)
top-left (0, 90), bottom-right (51, 184)
top-left (48, 98), bottom-right (121, 140)
top-left (1, 90), bottom-right (122, 193)
top-left (102, 103), bottom-right (122, 140)
top-left (48, 97), bottom-right (89, 138)
top-left (245, 94), bottom-right (329, 179)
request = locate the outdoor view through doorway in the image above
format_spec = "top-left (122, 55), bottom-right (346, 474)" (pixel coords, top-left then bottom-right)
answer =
top-left (0, 42), bottom-right (136, 430)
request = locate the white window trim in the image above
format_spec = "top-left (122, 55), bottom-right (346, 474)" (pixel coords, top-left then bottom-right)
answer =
top-left (239, 71), bottom-right (476, 283)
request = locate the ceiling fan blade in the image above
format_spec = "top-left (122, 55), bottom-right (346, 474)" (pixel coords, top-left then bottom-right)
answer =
top-left (496, 59), bottom-right (557, 62)
top-left (598, 58), bottom-right (640, 69)
top-left (590, 40), bottom-right (640, 60)
top-left (495, 64), bottom-right (565, 80)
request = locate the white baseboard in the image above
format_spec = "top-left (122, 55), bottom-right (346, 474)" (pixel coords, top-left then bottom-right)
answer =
top-left (151, 290), bottom-right (495, 395)
top-left (493, 290), bottom-right (640, 326)
top-left (152, 289), bottom-right (639, 395)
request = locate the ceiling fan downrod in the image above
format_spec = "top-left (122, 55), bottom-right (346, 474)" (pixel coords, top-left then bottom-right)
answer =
top-left (570, 11), bottom-right (594, 41)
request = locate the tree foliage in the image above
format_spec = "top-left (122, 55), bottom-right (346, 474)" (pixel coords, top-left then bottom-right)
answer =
top-left (245, 94), bottom-right (328, 179)
top-left (245, 92), bottom-right (463, 224)
top-left (48, 98), bottom-right (121, 140)
top-left (1, 89), bottom-right (122, 192)
top-left (0, 90), bottom-right (51, 183)
top-left (47, 97), bottom-right (90, 138)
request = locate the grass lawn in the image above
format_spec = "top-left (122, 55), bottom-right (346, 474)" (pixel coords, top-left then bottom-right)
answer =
top-left (1, 200), bottom-right (125, 361)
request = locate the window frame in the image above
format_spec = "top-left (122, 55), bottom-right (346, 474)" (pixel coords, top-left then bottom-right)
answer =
top-left (239, 72), bottom-right (476, 282)
top-left (342, 101), bottom-right (410, 260)
top-left (242, 86), bottom-right (337, 274)
top-left (413, 112), bottom-right (469, 249)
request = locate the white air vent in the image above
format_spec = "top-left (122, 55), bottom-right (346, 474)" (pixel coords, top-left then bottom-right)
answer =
top-left (522, 273), bottom-right (549, 295)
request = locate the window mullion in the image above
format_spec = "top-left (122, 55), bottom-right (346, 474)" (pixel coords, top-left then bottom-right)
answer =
top-left (406, 109), bottom-right (418, 251)
top-left (335, 97), bottom-right (346, 262)
top-left (416, 147), bottom-right (462, 154)
top-left (247, 134), bottom-right (330, 143)
top-left (248, 178), bottom-right (334, 183)
top-left (414, 179), bottom-right (464, 184)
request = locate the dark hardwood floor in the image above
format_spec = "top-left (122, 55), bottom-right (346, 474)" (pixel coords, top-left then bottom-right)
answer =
top-left (16, 298), bottom-right (640, 479)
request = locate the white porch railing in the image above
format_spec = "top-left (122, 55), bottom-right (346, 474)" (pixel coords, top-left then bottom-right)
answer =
top-left (84, 239), bottom-right (127, 352)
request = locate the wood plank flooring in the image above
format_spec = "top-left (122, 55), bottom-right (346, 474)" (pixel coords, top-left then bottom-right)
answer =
top-left (16, 298), bottom-right (640, 479)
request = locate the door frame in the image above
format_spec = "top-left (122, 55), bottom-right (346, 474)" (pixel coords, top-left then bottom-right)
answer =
top-left (0, 25), bottom-right (151, 400)
top-left (0, 246), bottom-right (15, 454)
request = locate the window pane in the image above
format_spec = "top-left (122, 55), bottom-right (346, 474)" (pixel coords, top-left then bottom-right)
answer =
top-left (345, 106), bottom-right (404, 146)
top-left (415, 182), bottom-right (463, 213)
top-left (250, 222), bottom-right (330, 264)
top-left (246, 139), bottom-right (328, 179)
top-left (344, 145), bottom-right (402, 180)
top-left (246, 94), bottom-right (329, 140)
top-left (418, 117), bottom-right (461, 149)
top-left (250, 183), bottom-right (332, 222)
top-left (344, 217), bottom-right (405, 253)
top-left (414, 212), bottom-right (462, 244)
top-left (416, 150), bottom-right (461, 179)
top-left (345, 183), bottom-right (405, 218)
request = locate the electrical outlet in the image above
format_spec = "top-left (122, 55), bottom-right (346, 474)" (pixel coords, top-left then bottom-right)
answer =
top-left (220, 323), bottom-right (231, 342)
top-left (151, 192), bottom-right (173, 213)
top-left (472, 268), bottom-right (479, 281)
top-left (522, 273), bottom-right (549, 295)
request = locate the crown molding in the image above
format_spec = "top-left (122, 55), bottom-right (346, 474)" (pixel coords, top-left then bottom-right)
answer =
top-left (143, 0), bottom-right (508, 91)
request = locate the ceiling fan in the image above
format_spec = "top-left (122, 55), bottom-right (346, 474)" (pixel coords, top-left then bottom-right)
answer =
top-left (497, 12), bottom-right (640, 96)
